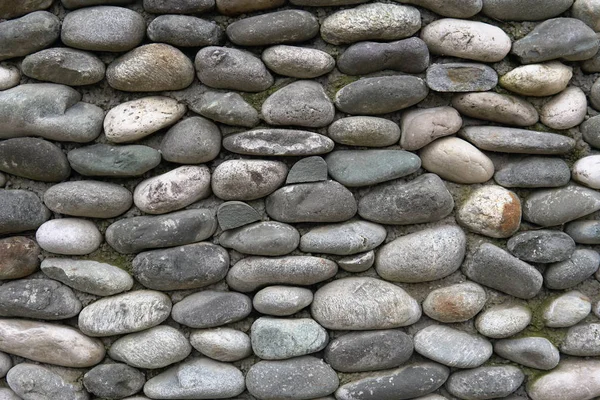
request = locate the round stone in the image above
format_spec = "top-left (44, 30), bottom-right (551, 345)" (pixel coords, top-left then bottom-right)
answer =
top-left (147, 15), bottom-right (223, 47)
top-left (253, 286), bottom-right (313, 316)
top-left (494, 337), bottom-right (560, 370)
top-left (499, 62), bottom-right (573, 96)
top-left (21, 48), bottom-right (105, 86)
top-left (36, 218), bottom-right (102, 255)
top-left (446, 366), bottom-right (524, 400)
top-left (300, 220), bottom-right (387, 255)
top-left (475, 303), bottom-right (532, 338)
top-left (423, 282), bottom-right (487, 323)
top-left (452, 92), bottom-right (539, 127)
top-left (44, 181), bottom-right (132, 218)
top-left (328, 116), bottom-right (401, 147)
top-left (219, 221), bottom-right (300, 256)
top-left (573, 155), bottom-right (600, 189)
top-left (160, 117), bottom-right (221, 164)
top-left (67, 144), bottom-right (161, 177)
top-left (543, 291), bottom-right (592, 328)
top-left (400, 106), bottom-right (462, 151)
top-left (0, 137), bottom-right (70, 182)
top-left (171, 290), bottom-right (252, 329)
top-left (262, 45), bottom-right (335, 78)
top-left (190, 328), bottom-right (252, 362)
top-left (0, 189), bottom-right (50, 235)
top-left (84, 364), bottom-right (145, 399)
top-left (541, 86), bottom-right (587, 129)
top-left (0, 237), bottom-right (40, 280)
top-left (212, 159), bottom-right (287, 201)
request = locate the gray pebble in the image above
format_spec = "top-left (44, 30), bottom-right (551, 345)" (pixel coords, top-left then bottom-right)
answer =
top-left (217, 0), bottom-right (285, 14)
top-left (527, 359), bottom-right (600, 400)
top-left (452, 92), bottom-right (539, 127)
top-left (144, 0), bottom-right (214, 13)
top-left (482, 0), bottom-right (573, 20)
top-left (253, 286), bottom-right (313, 316)
top-left (400, 107), bottom-right (462, 151)
top-left (426, 63), bottom-right (498, 92)
top-left (423, 282), bottom-right (487, 323)
top-left (328, 116), bottom-right (400, 147)
top-left (84, 363), bottom-right (145, 399)
top-left (216, 201), bottom-right (261, 231)
top-left (581, 115), bottom-right (600, 149)
top-left (476, 303), bottom-right (532, 338)
top-left (0, 352), bottom-right (11, 378)
top-left (227, 10), bottom-right (319, 46)
top-left (262, 45), bottom-right (335, 78)
top-left (191, 91), bottom-right (259, 127)
top-left (0, 0), bottom-right (53, 18)
top-left (0, 138), bottom-right (70, 182)
top-left (338, 250), bottom-right (375, 272)
top-left (160, 117), bottom-right (221, 164)
top-left (223, 129), bottom-right (334, 156)
top-left (68, 144), bottom-right (161, 177)
top-left (219, 221), bottom-right (300, 256)
top-left (286, 156), bottom-right (328, 184)
top-left (251, 317), bottom-right (328, 360)
top-left (494, 337), bottom-right (560, 370)
top-left (22, 48), bottom-right (106, 86)
top-left (446, 366), bottom-right (524, 400)
top-left (190, 328), bottom-right (252, 362)
top-left (147, 15), bottom-right (223, 47)
top-left (523, 184), bottom-right (600, 226)
top-left (0, 11), bottom-right (60, 61)
top-left (561, 323), bottom-right (600, 356)
top-left (494, 156), bottom-right (571, 188)
top-left (300, 220), bottom-right (386, 256)
top-left (7, 363), bottom-right (88, 400)
top-left (212, 159), bottom-right (288, 201)
top-left (565, 220), bottom-right (600, 244)
top-left (171, 290), bottom-right (252, 328)
top-left (0, 237), bottom-right (40, 281)
top-left (508, 230), bottom-right (575, 263)
top-left (0, 388), bottom-right (20, 400)
top-left (543, 291), bottom-right (591, 327)
top-left (0, 189), bottom-right (50, 235)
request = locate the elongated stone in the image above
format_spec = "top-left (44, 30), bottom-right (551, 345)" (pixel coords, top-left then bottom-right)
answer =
top-left (171, 290), bottom-right (252, 328)
top-left (500, 62), bottom-right (573, 97)
top-left (508, 230), bottom-right (575, 263)
top-left (446, 366), bottom-right (524, 400)
top-left (494, 156), bottom-right (571, 188)
top-left (0, 138), bottom-right (70, 182)
top-left (397, 0), bottom-right (482, 17)
top-left (262, 45), bottom-right (335, 79)
top-left (566, 220), bottom-right (600, 244)
top-left (495, 337), bottom-right (560, 370)
top-left (7, 363), bottom-right (88, 400)
top-left (527, 359), bottom-right (600, 400)
top-left (227, 10), bottom-right (319, 46)
top-left (426, 63), bottom-right (498, 92)
top-left (522, 184), bottom-right (600, 226)
top-left (211, 160), bottom-right (287, 201)
top-left (543, 291), bottom-right (591, 328)
top-left (44, 181), bottom-right (132, 218)
top-left (0, 0), bottom-right (53, 19)
top-left (219, 221), bottom-right (300, 256)
top-left (143, 0), bottom-right (214, 13)
top-left (22, 48), bottom-right (106, 86)
top-left (300, 220), bottom-right (386, 255)
top-left (190, 328), bottom-right (251, 362)
top-left (544, 250), bottom-right (600, 290)
top-left (67, 144), bottom-right (161, 177)
top-left (329, 117), bottom-right (401, 147)
top-left (217, 0), bottom-right (285, 14)
top-left (452, 92), bottom-right (539, 126)
top-left (253, 286), bottom-right (313, 316)
top-left (147, 15), bottom-right (223, 47)
top-left (482, 0), bottom-right (573, 21)
top-left (223, 129), bottom-right (334, 156)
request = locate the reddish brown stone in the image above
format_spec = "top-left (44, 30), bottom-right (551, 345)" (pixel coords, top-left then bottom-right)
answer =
top-left (0, 237), bottom-right (40, 279)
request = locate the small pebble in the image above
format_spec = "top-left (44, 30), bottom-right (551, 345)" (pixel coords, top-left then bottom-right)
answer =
top-left (475, 303), bottom-right (532, 338)
top-left (263, 45), bottom-right (335, 78)
top-left (0, 64), bottom-right (20, 90)
top-left (219, 221), bottom-right (300, 256)
top-left (494, 337), bottom-right (560, 370)
top-left (423, 282), bottom-right (487, 323)
top-left (217, 201), bottom-right (261, 231)
top-left (500, 62), bottom-right (573, 96)
top-left (338, 250), bottom-right (375, 273)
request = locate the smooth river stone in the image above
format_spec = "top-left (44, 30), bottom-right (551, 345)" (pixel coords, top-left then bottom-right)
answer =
top-left (463, 243), bottom-right (543, 299)
top-left (211, 159), bottom-right (287, 201)
top-left (400, 107), bottom-right (463, 151)
top-left (523, 184), bottom-right (600, 226)
top-left (132, 242), bottom-right (229, 291)
top-left (507, 230), bottom-right (576, 263)
top-left (0, 190), bottom-right (50, 235)
top-left (335, 75), bottom-right (428, 115)
top-left (253, 286), bottom-right (313, 316)
top-left (106, 209), bottom-right (217, 254)
top-left (326, 150), bottom-right (421, 187)
top-left (499, 62), bottom-right (573, 97)
top-left (426, 63), bottom-right (498, 92)
top-left (160, 116), bottom-right (221, 164)
top-left (44, 181), bottom-right (132, 218)
top-left (251, 317), bottom-right (328, 360)
top-left (423, 282), bottom-right (487, 323)
top-left (22, 48), bottom-right (106, 86)
top-left (414, 325), bottom-right (492, 368)
top-left (0, 0), bottom-right (53, 18)
top-left (566, 220), bottom-right (600, 244)
top-left (41, 258), bottom-right (133, 296)
top-left (541, 86), bottom-right (587, 129)
top-left (0, 319), bottom-right (105, 367)
top-left (219, 221), bottom-right (300, 256)
top-left (544, 249), bottom-right (600, 290)
top-left (246, 356), bottom-right (339, 400)
top-left (143, 358), bottom-right (245, 400)
top-left (0, 12), bottom-right (60, 61)
top-left (300, 220), bottom-right (386, 255)
top-left (0, 388), bottom-right (19, 400)
top-left (475, 303), bottom-right (532, 339)
top-left (227, 256), bottom-right (338, 292)
top-left (582, 115), bottom-right (600, 148)
top-left (171, 290), bottom-right (252, 328)
top-left (543, 291), bottom-right (591, 328)
top-left (527, 359), bottom-right (600, 400)
top-left (358, 173), bottom-right (454, 225)
top-left (573, 155), bottom-right (600, 189)
top-left (36, 218), bottom-right (103, 256)
top-left (7, 363), bottom-right (88, 400)
top-left (190, 328), bottom-right (252, 362)
top-left (223, 129), bottom-right (334, 156)
top-left (376, 225), bottom-right (466, 283)
top-left (336, 362), bottom-right (449, 400)
top-left (494, 156), bottom-right (571, 188)
top-left (494, 337), bottom-right (560, 370)
top-left (109, 325), bottom-right (192, 369)
top-left (0, 138), bottom-right (71, 182)
top-left (452, 92), bottom-right (539, 127)
top-left (262, 46), bottom-right (336, 79)
top-left (68, 144), bottom-right (161, 177)
top-left (84, 363), bottom-right (145, 399)
top-left (328, 116), bottom-right (401, 147)
top-left (147, 15), bottom-right (223, 47)
top-left (561, 323), bottom-right (600, 356)
top-left (104, 96), bottom-right (186, 143)
top-left (0, 237), bottom-right (40, 280)
top-left (78, 290), bottom-right (172, 337)
top-left (144, 0), bottom-right (214, 13)
top-left (192, 90), bottom-right (259, 128)
top-left (0, 64), bottom-right (20, 90)
top-left (482, 0), bottom-right (573, 21)
top-left (266, 180), bottom-right (357, 223)
top-left (446, 366), bottom-right (524, 400)
top-left (217, 201), bottom-right (261, 230)
top-left (0, 351), bottom-right (10, 378)
top-left (217, 0), bottom-right (285, 14)
top-left (460, 126), bottom-right (576, 154)
top-left (227, 10), bottom-right (319, 46)
top-left (311, 277), bottom-right (421, 330)
top-left (133, 165), bottom-right (211, 214)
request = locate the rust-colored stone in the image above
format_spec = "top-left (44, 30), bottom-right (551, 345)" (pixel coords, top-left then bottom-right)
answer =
top-left (0, 236), bottom-right (40, 280)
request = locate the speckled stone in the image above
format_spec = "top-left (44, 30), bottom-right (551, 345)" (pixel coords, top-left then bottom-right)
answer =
top-left (212, 159), bottom-right (287, 201)
top-left (565, 220), bottom-right (600, 244)
top-left (527, 359), bottom-right (600, 400)
top-left (544, 250), bottom-right (600, 290)
top-left (143, 0), bottom-right (215, 13)
top-left (147, 15), bottom-right (223, 47)
top-left (22, 48), bottom-right (106, 86)
top-left (475, 303), bottom-right (532, 339)
top-left (227, 10), bottom-right (319, 46)
top-left (300, 220), bottom-right (386, 255)
top-left (0, 137), bottom-right (71, 182)
top-left (561, 323), bottom-right (600, 356)
top-left (251, 317), bottom-right (328, 360)
top-left (500, 62), bottom-right (573, 96)
top-left (446, 366), bottom-right (524, 400)
top-left (543, 291), bottom-right (591, 328)
top-left (171, 290), bottom-right (252, 328)
top-left (494, 156), bottom-right (571, 188)
top-left (426, 63), bottom-right (498, 92)
top-left (67, 144), bottom-right (161, 177)
top-left (262, 46), bottom-right (335, 79)
top-left (7, 363), bottom-right (88, 400)
top-left (452, 92), bottom-right (539, 126)
top-left (83, 363), bottom-right (145, 399)
top-left (0, 190), bottom-right (50, 235)
top-left (400, 106), bottom-right (462, 151)
top-left (329, 116), bottom-right (401, 148)
top-left (508, 230), bottom-right (575, 263)
top-left (223, 129), bottom-right (334, 156)
top-left (523, 184), bottom-right (600, 226)
top-left (482, 0), bottom-right (573, 21)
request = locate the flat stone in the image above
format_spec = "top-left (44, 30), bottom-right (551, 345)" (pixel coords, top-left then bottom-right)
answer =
top-left (358, 173), bottom-right (454, 225)
top-left (104, 96), bottom-right (186, 143)
top-left (251, 317), bottom-right (328, 360)
top-left (452, 92), bottom-right (539, 126)
top-left (446, 366), bottom-right (524, 400)
top-left (171, 290), bottom-right (252, 328)
top-left (147, 15), bottom-right (223, 47)
top-left (460, 126), bottom-right (576, 155)
top-left (328, 116), bottom-right (401, 147)
top-left (217, 0), bottom-right (285, 14)
top-left (527, 359), bottom-right (600, 400)
top-left (544, 249), bottom-right (600, 289)
top-left (0, 83), bottom-right (104, 143)
top-left (321, 3), bottom-right (420, 45)
top-left (144, 0), bottom-right (214, 13)
top-left (300, 220), bottom-right (386, 256)
top-left (211, 159), bottom-right (287, 201)
top-left (423, 282), bottom-right (487, 323)
top-left (500, 62), bottom-right (573, 96)
top-left (494, 337), bottom-right (560, 370)
top-left (582, 115), bottom-right (600, 148)
top-left (397, 0), bottom-right (482, 17)
top-left (482, 0), bottom-right (573, 20)
top-left (414, 325), bottom-right (492, 368)
top-left (312, 277), bottom-right (421, 330)
top-left (325, 330), bottom-right (413, 373)
top-left (0, 64), bottom-right (20, 90)
top-left (192, 91), bottom-right (259, 128)
top-left (400, 107), bottom-right (462, 151)
top-left (78, 290), bottom-right (172, 337)
top-left (253, 286), bottom-right (313, 316)
top-left (217, 201), bottom-right (261, 231)
top-left (84, 364), bottom-right (145, 399)
top-left (463, 243), bottom-right (543, 299)
top-left (227, 256), bottom-right (338, 292)
top-left (0, 319), bottom-right (105, 367)
top-left (106, 209), bottom-right (217, 254)
top-left (339, 250), bottom-right (375, 272)
top-left (223, 129), bottom-right (334, 156)
top-left (195, 46), bottom-right (273, 92)
top-left (0, 237), bottom-right (40, 280)
top-left (0, 0), bottom-right (53, 18)
top-left (22, 48), bottom-right (105, 86)
top-left (227, 10), bottom-right (319, 46)
top-left (475, 303), bottom-right (532, 338)
top-left (561, 323), bottom-right (600, 356)
top-left (132, 243), bottom-right (228, 291)
top-left (543, 291), bottom-right (591, 328)
top-left (263, 81), bottom-right (334, 128)
top-left (338, 37), bottom-right (429, 75)
top-left (0, 12), bottom-right (60, 61)
top-left (335, 75), bottom-right (428, 115)
top-left (61, 6), bottom-right (145, 52)
top-left (262, 45), bottom-right (335, 78)
top-left (286, 156), bottom-right (328, 184)
top-left (160, 117), bottom-right (221, 165)
top-left (513, 18), bottom-right (599, 63)
top-left (541, 86), bottom-right (587, 129)
top-left (109, 325), bottom-right (192, 369)
top-left (0, 351), bottom-right (11, 378)
top-left (523, 184), bottom-right (600, 226)
top-left (508, 230), bottom-right (576, 263)
top-left (68, 144), bottom-right (161, 177)
top-left (0, 190), bottom-right (49, 235)
top-left (426, 63), bottom-right (498, 92)
top-left (566, 220), bottom-right (600, 244)
top-left (246, 356), bottom-right (339, 400)
top-left (134, 165), bottom-right (211, 214)
top-left (41, 258), bottom-right (134, 296)
top-left (36, 218), bottom-right (102, 256)
top-left (44, 181), bottom-right (132, 218)
top-left (190, 328), bottom-right (252, 362)
top-left (494, 156), bottom-right (571, 188)
top-left (143, 358), bottom-right (245, 400)
top-left (7, 363), bottom-right (88, 400)
top-left (219, 221), bottom-right (299, 256)
top-left (573, 155), bottom-right (600, 189)
top-left (0, 138), bottom-right (70, 182)
top-left (326, 150), bottom-right (421, 187)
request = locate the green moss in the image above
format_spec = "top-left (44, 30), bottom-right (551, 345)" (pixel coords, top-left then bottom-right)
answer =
top-left (78, 245), bottom-right (134, 274)
top-left (564, 145), bottom-right (590, 168)
top-left (326, 74), bottom-right (359, 99)
top-left (514, 295), bottom-right (568, 348)
top-left (241, 80), bottom-right (292, 110)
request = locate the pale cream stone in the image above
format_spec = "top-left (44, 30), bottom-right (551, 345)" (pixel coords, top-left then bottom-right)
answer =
top-left (400, 106), bottom-right (462, 151)
top-left (500, 62), bottom-right (573, 97)
top-left (573, 155), bottom-right (600, 189)
top-left (541, 87), bottom-right (587, 129)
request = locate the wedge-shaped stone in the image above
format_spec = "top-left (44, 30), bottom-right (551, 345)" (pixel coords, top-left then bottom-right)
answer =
top-left (223, 129), bottom-right (334, 156)
top-left (219, 221), bottom-right (299, 256)
top-left (523, 184), bottom-right (600, 226)
top-left (216, 201), bottom-right (261, 231)
top-left (300, 220), bottom-right (386, 255)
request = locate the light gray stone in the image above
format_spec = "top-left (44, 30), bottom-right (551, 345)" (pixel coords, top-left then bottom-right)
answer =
top-left (0, 137), bottom-right (71, 182)
top-left (212, 160), bottom-right (287, 201)
top-left (0, 190), bottom-right (49, 235)
top-left (192, 91), bottom-right (259, 128)
top-left (494, 156), bottom-right (571, 188)
top-left (397, 0), bottom-right (482, 17)
top-left (22, 48), bottom-right (105, 86)
top-left (0, 12), bottom-right (60, 61)
top-left (523, 184), bottom-right (600, 226)
top-left (36, 218), bottom-right (103, 256)
top-left (44, 181), bottom-right (132, 218)
top-left (147, 15), bottom-right (223, 47)
top-left (84, 363), bottom-right (145, 399)
top-left (251, 317), bottom-right (328, 360)
top-left (0, 237), bottom-right (40, 280)
top-left (494, 337), bottom-right (560, 370)
top-left (426, 63), bottom-right (498, 92)
top-left (7, 363), bottom-right (88, 400)
top-left (68, 144), bottom-right (161, 177)
top-left (171, 290), bottom-right (252, 328)
top-left (190, 328), bottom-right (251, 362)
top-left (219, 221), bottom-right (300, 256)
top-left (300, 220), bottom-right (386, 255)
top-left (253, 286), bottom-right (313, 316)
top-left (328, 116), bottom-right (401, 148)
top-left (216, 201), bottom-right (261, 231)
top-left (573, 155), bottom-right (600, 189)
top-left (507, 230), bottom-right (576, 263)
top-left (500, 61), bottom-right (573, 97)
top-left (452, 92), bottom-right (539, 127)
top-left (227, 10), bottom-right (319, 46)
top-left (565, 220), bottom-right (600, 244)
top-left (160, 117), bottom-right (221, 165)
top-left (338, 251), bottom-right (375, 273)
top-left (561, 323), bottom-right (600, 356)
top-left (446, 366), bottom-right (524, 400)
top-left (223, 129), bottom-right (334, 156)
top-left (423, 282), bottom-right (487, 323)
top-left (573, 0), bottom-right (600, 31)
top-left (541, 87), bottom-right (587, 129)
top-left (0, 352), bottom-right (11, 378)
top-left (527, 359), bottom-right (600, 400)
top-left (262, 45), bottom-right (335, 78)
top-left (0, 388), bottom-right (20, 400)
top-left (543, 291), bottom-right (592, 328)
top-left (286, 156), bottom-right (328, 184)
top-left (475, 303), bottom-right (532, 338)
top-left (482, 0), bottom-right (573, 21)
top-left (0, 64), bottom-right (20, 90)
top-left (400, 107), bottom-right (462, 151)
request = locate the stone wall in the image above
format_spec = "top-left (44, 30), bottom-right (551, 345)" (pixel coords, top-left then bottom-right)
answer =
top-left (0, 0), bottom-right (600, 399)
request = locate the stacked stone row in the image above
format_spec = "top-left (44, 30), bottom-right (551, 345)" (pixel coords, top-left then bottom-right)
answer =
top-left (1, 0), bottom-right (600, 399)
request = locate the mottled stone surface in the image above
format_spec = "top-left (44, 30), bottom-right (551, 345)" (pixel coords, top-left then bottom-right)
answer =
top-left (227, 10), bottom-right (319, 46)
top-left (300, 220), bottom-right (386, 255)
top-left (495, 337), bottom-right (560, 370)
top-left (84, 363), bottom-right (145, 399)
top-left (446, 366), bottom-right (524, 400)
top-left (171, 290), bottom-right (252, 328)
top-left (251, 317), bottom-right (328, 360)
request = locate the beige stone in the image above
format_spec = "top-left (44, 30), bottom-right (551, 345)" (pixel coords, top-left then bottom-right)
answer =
top-left (500, 62), bottom-right (573, 97)
top-left (400, 106), bottom-right (462, 150)
top-left (541, 87), bottom-right (587, 130)
top-left (452, 92), bottom-right (539, 126)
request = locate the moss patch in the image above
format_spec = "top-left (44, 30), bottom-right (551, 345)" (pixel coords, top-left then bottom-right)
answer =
top-left (515, 294), bottom-right (568, 348)
top-left (241, 80), bottom-right (293, 110)
top-left (326, 74), bottom-right (359, 100)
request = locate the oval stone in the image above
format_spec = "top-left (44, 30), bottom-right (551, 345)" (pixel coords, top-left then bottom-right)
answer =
top-left (68, 144), bottom-right (161, 177)
top-left (44, 181), bottom-right (132, 218)
top-left (523, 184), bottom-right (600, 226)
top-left (507, 230), bottom-right (576, 263)
top-left (0, 237), bottom-right (40, 280)
top-left (400, 106), bottom-right (463, 151)
top-left (482, 0), bottom-right (573, 21)
top-left (544, 249), bottom-right (600, 290)
top-left (527, 359), bottom-right (600, 400)
top-left (0, 138), bottom-right (70, 182)
top-left (446, 366), bottom-right (524, 400)
top-left (423, 282), bottom-right (487, 323)
top-left (543, 291), bottom-right (591, 328)
top-left (217, 0), bottom-right (285, 14)
top-left (475, 303), bottom-right (532, 339)
top-left (583, 115), bottom-right (600, 149)
top-left (494, 156), bottom-right (571, 188)
top-left (7, 363), bottom-right (88, 400)
top-left (251, 317), bottom-right (328, 360)
top-left (300, 220), bottom-right (386, 255)
top-left (262, 45), bottom-right (335, 78)
top-left (22, 48), bottom-right (105, 86)
top-left (328, 116), bottom-right (401, 147)
top-left (426, 63), bottom-right (498, 92)
top-left (565, 220), bottom-right (600, 244)
top-left (83, 363), bottom-right (145, 399)
top-left (227, 10), bottom-right (319, 46)
top-left (0, 0), bottom-right (53, 19)
top-left (224, 129), bottom-right (334, 156)
top-left (212, 160), bottom-right (287, 201)
top-left (253, 286), bottom-right (313, 316)
top-left (561, 323), bottom-right (600, 356)
top-left (171, 290), bottom-right (252, 328)
top-left (397, 0), bottom-right (482, 17)
top-left (143, 0), bottom-right (214, 13)
top-left (573, 155), bottom-right (600, 189)
top-left (0, 190), bottom-right (50, 235)
top-left (494, 337), bottom-right (560, 370)
top-left (541, 86), bottom-right (587, 129)
top-left (219, 221), bottom-right (300, 256)
top-left (452, 92), bottom-right (539, 126)
top-left (160, 117), bottom-right (221, 165)
top-left (36, 218), bottom-right (102, 256)
top-left (0, 12), bottom-right (60, 61)
top-left (190, 328), bottom-right (252, 362)
top-left (499, 62), bottom-right (573, 97)
top-left (147, 15), bottom-right (223, 47)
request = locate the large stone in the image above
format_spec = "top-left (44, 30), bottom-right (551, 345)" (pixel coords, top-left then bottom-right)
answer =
top-left (0, 12), bottom-right (60, 61)
top-left (566, 220), bottom-right (600, 244)
top-left (0, 138), bottom-right (70, 182)
top-left (219, 221), bottom-right (299, 256)
top-left (36, 218), bottom-right (103, 256)
top-left (22, 48), bottom-right (106, 86)
top-left (253, 286), bottom-right (313, 316)
top-left (482, 0), bottom-right (573, 21)
top-left (400, 107), bottom-right (462, 151)
top-left (446, 366), bottom-right (524, 400)
top-left (223, 129), bottom-right (334, 156)
top-left (494, 156), bottom-right (571, 188)
top-left (147, 15), bottom-right (223, 47)
top-left (500, 62), bottom-right (573, 96)
top-left (192, 91), bottom-right (259, 128)
top-left (426, 63), bottom-right (498, 92)
top-left (527, 359), bottom-right (600, 400)
top-left (143, 0), bottom-right (214, 13)
top-left (7, 363), bottom-right (88, 400)
top-left (423, 282), bottom-right (487, 323)
top-left (44, 181), bottom-right (132, 218)
top-left (475, 303), bottom-right (532, 338)
top-left (190, 328), bottom-right (252, 362)
top-left (541, 87), bottom-right (587, 129)
top-left (0, 237), bottom-right (40, 280)
top-left (573, 155), bottom-right (600, 189)
top-left (84, 363), bottom-right (145, 399)
top-left (543, 291), bottom-right (591, 328)
top-left (452, 92), bottom-right (539, 126)
top-left (171, 290), bottom-right (252, 328)
top-left (523, 184), bottom-right (600, 226)
top-left (227, 10), bottom-right (319, 46)
top-left (507, 230), bottom-right (576, 263)
top-left (300, 220), bottom-right (386, 255)
top-left (0, 388), bottom-right (19, 400)
top-left (251, 317), bottom-right (328, 360)
top-left (329, 116), bottom-right (401, 147)
top-left (573, 0), bottom-right (600, 30)
top-left (160, 117), bottom-right (221, 165)
top-left (495, 337), bottom-right (560, 370)
top-left (561, 323), bottom-right (600, 356)
top-left (212, 160), bottom-right (287, 201)
top-left (0, 190), bottom-right (49, 235)
top-left (460, 126), bottom-right (576, 154)
top-left (262, 45), bottom-right (336, 78)
top-left (0, 0), bottom-right (53, 19)
top-left (67, 144), bottom-right (161, 177)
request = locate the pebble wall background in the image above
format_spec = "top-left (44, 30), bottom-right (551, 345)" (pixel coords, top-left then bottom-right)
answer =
top-left (1, 0), bottom-right (600, 399)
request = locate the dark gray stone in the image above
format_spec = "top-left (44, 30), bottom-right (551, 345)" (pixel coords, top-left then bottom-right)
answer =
top-left (0, 237), bottom-right (40, 280)
top-left (171, 290), bottom-right (252, 328)
top-left (224, 129), bottom-right (334, 156)
top-left (22, 48), bottom-right (105, 86)
top-left (143, 0), bottom-right (214, 13)
top-left (335, 76), bottom-right (428, 115)
top-left (300, 220), bottom-right (386, 255)
top-left (132, 243), bottom-right (229, 291)
top-left (544, 249), bottom-right (600, 290)
top-left (0, 190), bottom-right (50, 235)
top-left (7, 363), bottom-right (87, 400)
top-left (217, 201), bottom-right (261, 230)
top-left (325, 330), bottom-right (413, 373)
top-left (494, 156), bottom-right (571, 188)
top-left (0, 0), bottom-right (53, 18)
top-left (226, 10), bottom-right (319, 46)
top-left (0, 138), bottom-right (70, 182)
top-left (582, 115), bottom-right (600, 149)
top-left (160, 117), bottom-right (221, 164)
top-left (507, 230), bottom-right (575, 263)
top-left (400, 0), bottom-right (482, 17)
top-left (219, 221), bottom-right (300, 256)
top-left (328, 116), bottom-right (401, 147)
top-left (266, 180), bottom-right (357, 223)
top-left (494, 337), bottom-right (560, 370)
top-left (251, 317), bottom-right (328, 360)
top-left (523, 185), bottom-right (600, 226)
top-left (0, 11), bottom-right (60, 61)
top-left (463, 243), bottom-right (543, 299)
top-left (358, 173), bottom-right (454, 225)
top-left (106, 209), bottom-right (217, 254)
top-left (191, 91), bottom-right (259, 127)
top-left (62, 0), bottom-right (134, 8)
top-left (482, 0), bottom-right (573, 21)
top-left (426, 63), bottom-right (498, 92)
top-left (286, 156), bottom-right (328, 184)
top-left (566, 220), bottom-right (600, 244)
top-left (147, 15), bottom-right (223, 47)
top-left (68, 144), bottom-right (161, 177)
top-left (561, 323), bottom-right (600, 356)
top-left (446, 366), bottom-right (524, 400)
top-left (83, 363), bottom-right (145, 399)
